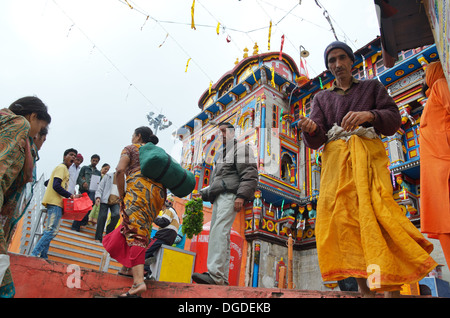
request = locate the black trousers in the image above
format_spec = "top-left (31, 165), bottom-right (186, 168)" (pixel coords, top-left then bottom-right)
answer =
top-left (94, 203), bottom-right (120, 241)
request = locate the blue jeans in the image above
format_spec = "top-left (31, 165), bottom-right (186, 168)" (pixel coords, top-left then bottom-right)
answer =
top-left (31, 204), bottom-right (62, 259)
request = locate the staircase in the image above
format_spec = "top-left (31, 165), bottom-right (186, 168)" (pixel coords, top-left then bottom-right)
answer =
top-left (11, 176), bottom-right (122, 274)
top-left (46, 219), bottom-right (122, 274)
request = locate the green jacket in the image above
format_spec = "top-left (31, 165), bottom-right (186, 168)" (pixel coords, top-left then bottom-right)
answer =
top-left (76, 165), bottom-right (101, 193)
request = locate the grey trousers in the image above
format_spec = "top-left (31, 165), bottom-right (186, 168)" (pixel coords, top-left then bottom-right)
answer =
top-left (207, 192), bottom-right (237, 285)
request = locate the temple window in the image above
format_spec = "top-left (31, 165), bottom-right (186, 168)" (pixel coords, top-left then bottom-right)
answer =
top-left (272, 106), bottom-right (278, 128)
top-left (280, 153), bottom-right (293, 182)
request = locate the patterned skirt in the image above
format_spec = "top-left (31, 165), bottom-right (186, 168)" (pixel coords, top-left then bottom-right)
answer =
top-left (103, 172), bottom-right (165, 268)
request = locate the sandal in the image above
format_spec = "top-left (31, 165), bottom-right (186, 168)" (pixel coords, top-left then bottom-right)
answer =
top-left (117, 267), bottom-right (133, 277)
top-left (117, 292), bottom-right (141, 298)
top-left (117, 282), bottom-right (146, 298)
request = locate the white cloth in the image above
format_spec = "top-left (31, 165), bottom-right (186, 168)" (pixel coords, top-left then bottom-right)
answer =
top-left (68, 164), bottom-right (81, 194)
top-left (326, 123), bottom-right (378, 143)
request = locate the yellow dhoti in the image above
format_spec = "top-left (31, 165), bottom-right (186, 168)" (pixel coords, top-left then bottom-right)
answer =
top-left (316, 127), bottom-right (437, 291)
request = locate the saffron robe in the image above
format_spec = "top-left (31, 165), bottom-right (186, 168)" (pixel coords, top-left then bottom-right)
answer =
top-left (420, 61), bottom-right (450, 237)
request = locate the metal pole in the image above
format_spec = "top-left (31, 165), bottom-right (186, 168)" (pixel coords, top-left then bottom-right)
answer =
top-left (288, 234), bottom-right (293, 289)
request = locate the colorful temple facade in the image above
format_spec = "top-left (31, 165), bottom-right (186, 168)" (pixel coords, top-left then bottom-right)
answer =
top-left (176, 36), bottom-right (440, 255)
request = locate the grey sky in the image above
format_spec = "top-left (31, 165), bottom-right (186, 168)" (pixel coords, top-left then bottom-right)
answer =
top-left (0, 0), bottom-right (379, 180)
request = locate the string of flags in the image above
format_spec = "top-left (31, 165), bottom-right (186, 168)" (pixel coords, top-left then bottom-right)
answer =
top-left (51, 0), bottom-right (347, 127)
top-left (117, 0), bottom-right (316, 79)
top-left (114, 0), bottom-right (347, 82)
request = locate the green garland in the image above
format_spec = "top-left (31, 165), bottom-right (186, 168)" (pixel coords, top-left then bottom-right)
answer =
top-left (182, 197), bottom-right (204, 239)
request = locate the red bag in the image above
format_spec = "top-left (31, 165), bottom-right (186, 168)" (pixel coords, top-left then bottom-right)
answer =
top-left (62, 192), bottom-right (93, 221)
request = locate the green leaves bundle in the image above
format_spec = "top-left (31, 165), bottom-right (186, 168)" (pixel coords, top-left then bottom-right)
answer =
top-left (182, 197), bottom-right (204, 239)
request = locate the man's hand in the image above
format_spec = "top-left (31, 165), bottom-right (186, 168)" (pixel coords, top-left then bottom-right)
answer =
top-left (297, 116), bottom-right (318, 134)
top-left (341, 111), bottom-right (375, 132)
top-left (234, 197), bottom-right (245, 212)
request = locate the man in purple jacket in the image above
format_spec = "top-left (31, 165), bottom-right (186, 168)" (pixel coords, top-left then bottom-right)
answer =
top-left (297, 41), bottom-right (436, 297)
top-left (298, 41), bottom-right (401, 144)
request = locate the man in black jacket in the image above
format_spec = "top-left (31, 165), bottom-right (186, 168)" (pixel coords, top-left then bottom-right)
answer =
top-left (192, 122), bottom-right (258, 285)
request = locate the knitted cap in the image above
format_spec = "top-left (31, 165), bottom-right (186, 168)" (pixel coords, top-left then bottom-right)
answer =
top-left (324, 41), bottom-right (355, 69)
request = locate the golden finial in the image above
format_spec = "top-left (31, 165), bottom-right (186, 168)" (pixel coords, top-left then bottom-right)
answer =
top-left (243, 47), bottom-right (249, 58)
top-left (253, 42), bottom-right (259, 55)
top-left (235, 58), bottom-right (239, 65)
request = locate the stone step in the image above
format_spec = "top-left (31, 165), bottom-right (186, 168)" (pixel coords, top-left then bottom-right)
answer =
top-left (11, 253), bottom-right (435, 301)
top-left (45, 219), bottom-right (121, 274)
top-left (10, 253), bottom-right (366, 299)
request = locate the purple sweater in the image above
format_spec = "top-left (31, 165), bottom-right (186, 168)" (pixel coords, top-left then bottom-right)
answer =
top-left (302, 79), bottom-right (401, 149)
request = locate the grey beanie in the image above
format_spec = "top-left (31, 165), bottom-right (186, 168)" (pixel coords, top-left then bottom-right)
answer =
top-left (324, 41), bottom-right (355, 69)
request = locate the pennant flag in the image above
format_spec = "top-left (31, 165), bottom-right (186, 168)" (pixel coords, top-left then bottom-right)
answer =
top-left (141, 15), bottom-right (150, 31)
top-left (295, 58), bottom-right (310, 86)
top-left (124, 0), bottom-right (133, 9)
top-left (191, 0), bottom-right (196, 30)
top-left (268, 20), bottom-right (272, 51)
top-left (279, 35), bottom-right (285, 60)
top-left (185, 58), bottom-right (191, 72)
top-left (158, 33), bottom-right (169, 48)
top-left (216, 22), bottom-right (221, 35)
top-left (299, 58), bottom-right (309, 79)
top-left (271, 67), bottom-right (275, 87)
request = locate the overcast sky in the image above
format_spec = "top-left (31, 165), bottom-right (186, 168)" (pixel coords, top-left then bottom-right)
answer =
top-left (0, 0), bottom-right (380, 180)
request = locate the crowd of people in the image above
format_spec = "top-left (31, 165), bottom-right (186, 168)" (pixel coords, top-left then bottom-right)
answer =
top-left (0, 98), bottom-right (188, 298)
top-left (0, 40), bottom-right (449, 299)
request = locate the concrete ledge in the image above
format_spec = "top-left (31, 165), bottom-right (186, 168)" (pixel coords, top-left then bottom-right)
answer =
top-left (9, 252), bottom-right (363, 298)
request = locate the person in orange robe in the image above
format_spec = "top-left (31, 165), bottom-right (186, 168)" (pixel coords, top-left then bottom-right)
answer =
top-left (420, 61), bottom-right (450, 268)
